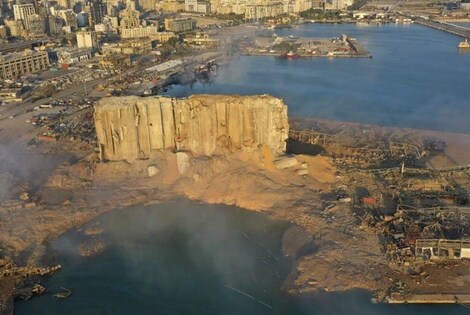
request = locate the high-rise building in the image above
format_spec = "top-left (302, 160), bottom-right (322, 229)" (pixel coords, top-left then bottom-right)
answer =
top-left (88, 0), bottom-right (105, 26)
top-left (56, 9), bottom-right (78, 30)
top-left (245, 2), bottom-right (283, 20)
top-left (120, 25), bottom-right (157, 38)
top-left (119, 5), bottom-right (140, 29)
top-left (46, 14), bottom-right (62, 35)
top-left (184, 0), bottom-right (210, 13)
top-left (139, 0), bottom-right (156, 11)
top-left (0, 50), bottom-right (50, 79)
top-left (25, 14), bottom-right (45, 36)
top-left (156, 0), bottom-right (185, 12)
top-left (76, 30), bottom-right (99, 50)
top-left (126, 0), bottom-right (136, 10)
top-left (13, 3), bottom-right (36, 20)
top-left (77, 11), bottom-right (90, 27)
top-left (106, 1), bottom-right (117, 16)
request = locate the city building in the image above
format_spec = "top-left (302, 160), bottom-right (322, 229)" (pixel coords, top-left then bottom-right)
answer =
top-left (324, 0), bottom-right (352, 10)
top-left (293, 0), bottom-right (312, 12)
top-left (4, 19), bottom-right (25, 37)
top-left (140, 0), bottom-right (157, 11)
top-left (57, 0), bottom-right (71, 9)
top-left (461, 0), bottom-right (470, 10)
top-left (184, 0), bottom-right (210, 13)
top-left (55, 9), bottom-right (78, 30)
top-left (120, 39), bottom-right (153, 54)
top-left (211, 0), bottom-right (248, 14)
top-left (106, 2), bottom-right (118, 17)
top-left (127, 0), bottom-right (138, 10)
top-left (211, 0), bottom-right (314, 15)
top-left (121, 25), bottom-right (158, 38)
top-left (77, 11), bottom-right (90, 27)
top-left (57, 47), bottom-right (93, 66)
top-left (157, 0), bottom-right (185, 12)
top-left (88, 0), bottom-right (106, 26)
top-left (311, 0), bottom-right (324, 8)
top-left (94, 23), bottom-right (107, 32)
top-left (76, 30), bottom-right (99, 50)
top-left (244, 2), bottom-right (283, 20)
top-left (46, 15), bottom-right (63, 35)
top-left (106, 16), bottom-right (119, 28)
top-left (13, 3), bottom-right (36, 21)
top-left (119, 6), bottom-right (141, 29)
top-left (25, 14), bottom-right (45, 36)
top-left (63, 25), bottom-right (72, 33)
top-left (164, 17), bottom-right (196, 32)
top-left (151, 31), bottom-right (176, 43)
top-left (184, 32), bottom-right (220, 47)
top-left (98, 53), bottom-right (130, 70)
top-left (0, 50), bottom-right (50, 79)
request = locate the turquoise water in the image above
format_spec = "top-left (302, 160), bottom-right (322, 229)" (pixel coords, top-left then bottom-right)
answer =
top-left (167, 24), bottom-right (470, 133)
top-left (16, 200), bottom-right (470, 314)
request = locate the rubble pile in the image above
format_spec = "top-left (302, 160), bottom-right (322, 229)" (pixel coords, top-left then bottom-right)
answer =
top-left (28, 98), bottom-right (98, 145)
top-left (99, 71), bottom-right (161, 96)
top-left (290, 119), bottom-right (470, 269)
top-left (0, 257), bottom-right (61, 313)
top-left (48, 111), bottom-right (96, 144)
top-left (39, 69), bottom-right (108, 92)
top-left (289, 119), bottom-right (444, 170)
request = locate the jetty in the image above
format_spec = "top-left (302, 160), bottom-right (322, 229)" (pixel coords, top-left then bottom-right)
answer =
top-left (241, 34), bottom-right (371, 58)
top-left (388, 293), bottom-right (470, 304)
top-left (412, 17), bottom-right (470, 38)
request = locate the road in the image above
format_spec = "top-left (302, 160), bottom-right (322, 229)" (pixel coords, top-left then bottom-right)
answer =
top-left (0, 61), bottom-right (154, 123)
top-left (0, 47), bottom-right (233, 125)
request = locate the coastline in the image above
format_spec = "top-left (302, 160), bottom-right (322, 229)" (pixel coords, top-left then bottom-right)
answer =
top-left (434, 18), bottom-right (470, 23)
top-left (3, 112), bottom-right (470, 312)
top-left (241, 52), bottom-right (372, 58)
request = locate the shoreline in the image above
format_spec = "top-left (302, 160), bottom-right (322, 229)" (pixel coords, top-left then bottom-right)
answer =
top-left (241, 52), bottom-right (372, 58)
top-left (3, 111), bottom-right (470, 312)
top-left (434, 18), bottom-right (470, 23)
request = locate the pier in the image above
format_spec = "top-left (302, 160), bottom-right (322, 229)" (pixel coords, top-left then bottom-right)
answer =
top-left (241, 34), bottom-right (371, 58)
top-left (412, 17), bottom-right (470, 38)
top-left (387, 293), bottom-right (470, 304)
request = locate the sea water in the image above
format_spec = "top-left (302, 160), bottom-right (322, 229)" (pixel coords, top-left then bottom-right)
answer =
top-left (167, 23), bottom-right (470, 133)
top-left (16, 200), bottom-right (470, 314)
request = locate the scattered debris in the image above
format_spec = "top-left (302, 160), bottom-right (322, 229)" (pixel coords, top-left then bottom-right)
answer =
top-left (53, 287), bottom-right (72, 299)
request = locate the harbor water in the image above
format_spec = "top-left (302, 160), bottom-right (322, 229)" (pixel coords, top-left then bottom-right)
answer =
top-left (15, 200), bottom-right (470, 314)
top-left (167, 23), bottom-right (470, 133)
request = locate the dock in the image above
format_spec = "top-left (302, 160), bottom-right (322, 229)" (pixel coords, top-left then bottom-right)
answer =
top-left (412, 17), bottom-right (470, 38)
top-left (241, 34), bottom-right (371, 58)
top-left (387, 293), bottom-right (470, 304)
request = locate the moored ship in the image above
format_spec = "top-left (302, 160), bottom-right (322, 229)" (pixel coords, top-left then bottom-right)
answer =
top-left (458, 38), bottom-right (469, 49)
top-left (283, 51), bottom-right (300, 58)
